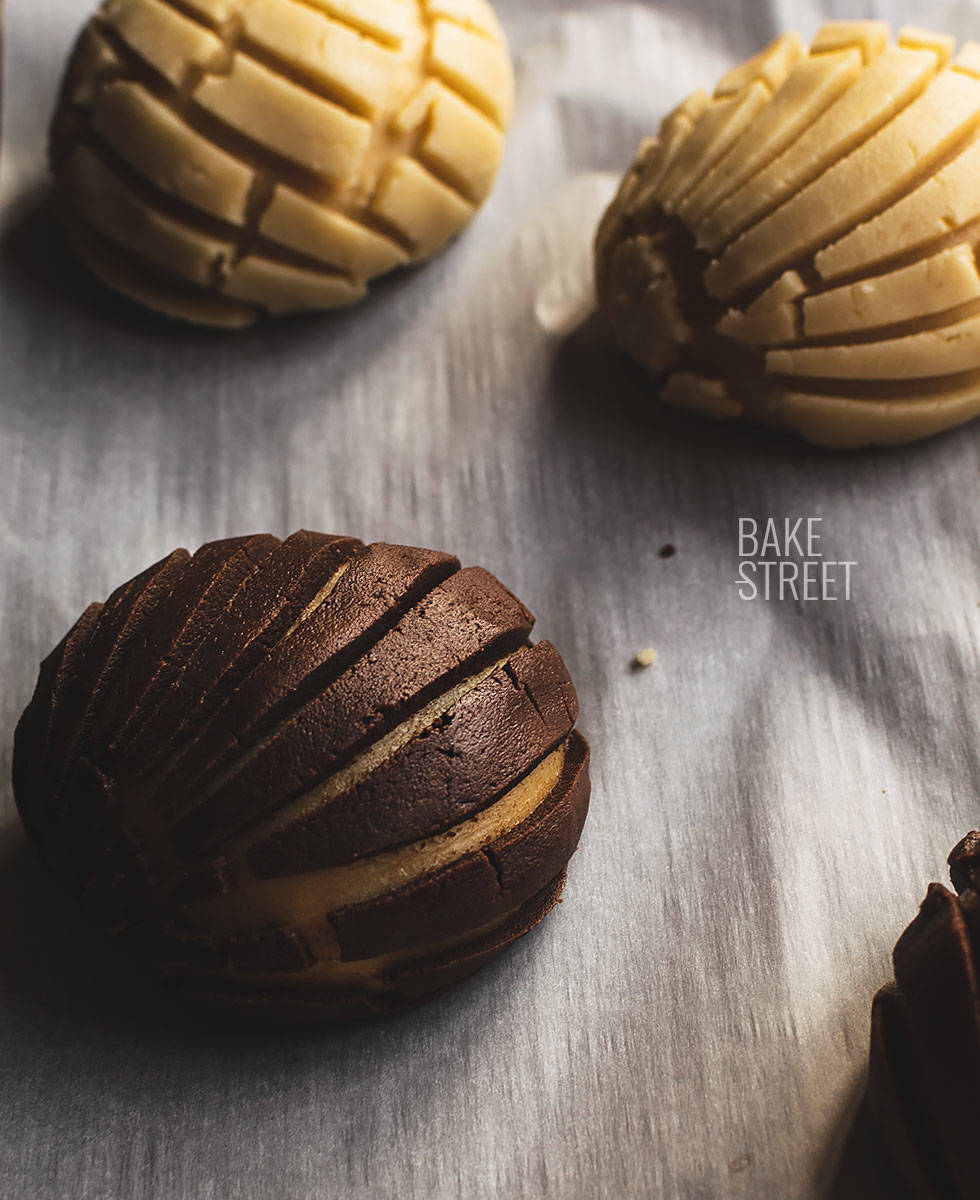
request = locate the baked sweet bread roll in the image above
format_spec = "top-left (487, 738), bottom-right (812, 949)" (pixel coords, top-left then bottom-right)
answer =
top-left (869, 832), bottom-right (980, 1197)
top-left (49, 0), bottom-right (514, 325)
top-left (12, 532), bottom-right (589, 1021)
top-left (596, 23), bottom-right (980, 447)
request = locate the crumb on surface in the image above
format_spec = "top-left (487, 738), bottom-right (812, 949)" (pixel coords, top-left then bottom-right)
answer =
top-left (633, 647), bottom-right (657, 669)
top-left (658, 544), bottom-right (676, 559)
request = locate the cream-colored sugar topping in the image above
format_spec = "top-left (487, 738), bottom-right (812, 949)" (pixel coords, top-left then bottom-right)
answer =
top-left (803, 244), bottom-right (980, 338)
top-left (53, 0), bottom-right (514, 323)
top-left (65, 213), bottom-right (259, 326)
top-left (677, 47), bottom-right (863, 225)
top-left (64, 145), bottom-right (234, 285)
top-left (259, 185), bottom-right (408, 276)
top-left (238, 0), bottom-right (401, 117)
top-left (372, 156), bottom-right (474, 254)
top-left (697, 46), bottom-right (941, 254)
top-left (91, 82), bottom-right (254, 224)
top-left (656, 81), bottom-right (771, 214)
top-left (101, 0), bottom-right (225, 87)
top-left (810, 20), bottom-right (889, 63)
top-left (773, 384), bottom-right (980, 448)
top-left (193, 57), bottom-right (375, 182)
top-left (705, 64), bottom-right (980, 299)
top-left (768, 313), bottom-right (980, 380)
top-left (815, 138), bottom-right (980, 281)
top-left (595, 21), bottom-right (980, 446)
top-left (223, 255), bottom-right (366, 311)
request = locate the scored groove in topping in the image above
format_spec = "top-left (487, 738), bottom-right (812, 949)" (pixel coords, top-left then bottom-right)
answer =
top-left (596, 22), bottom-right (980, 446)
top-left (50, 0), bottom-right (515, 323)
top-left (110, 534), bottom-right (361, 766)
top-left (95, 536), bottom-right (283, 753)
top-left (698, 44), bottom-right (942, 255)
top-left (166, 564), bottom-right (536, 859)
top-left (13, 533), bottom-right (589, 1020)
top-left (231, 650), bottom-right (521, 867)
top-left (676, 46), bottom-right (864, 226)
top-left (148, 542), bottom-right (461, 812)
top-left (191, 745), bottom-right (566, 931)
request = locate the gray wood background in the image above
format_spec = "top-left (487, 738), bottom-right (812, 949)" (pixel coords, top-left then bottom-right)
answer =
top-left (1, 1), bottom-right (976, 1196)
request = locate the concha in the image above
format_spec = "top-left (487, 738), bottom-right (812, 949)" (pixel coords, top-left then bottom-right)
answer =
top-left (50, 0), bottom-right (514, 325)
top-left (596, 23), bottom-right (980, 448)
top-left (13, 532), bottom-right (590, 1021)
top-left (870, 832), bottom-right (980, 1199)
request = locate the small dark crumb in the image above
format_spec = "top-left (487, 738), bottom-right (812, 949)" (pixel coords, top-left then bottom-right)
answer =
top-left (728, 1154), bottom-right (751, 1175)
top-left (658, 544), bottom-right (676, 559)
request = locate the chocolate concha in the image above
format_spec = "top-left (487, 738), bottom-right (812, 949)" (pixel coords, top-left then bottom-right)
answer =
top-left (596, 22), bottom-right (980, 448)
top-left (868, 832), bottom-right (980, 1197)
top-left (49, 0), bottom-right (514, 325)
top-left (12, 532), bottom-right (590, 1021)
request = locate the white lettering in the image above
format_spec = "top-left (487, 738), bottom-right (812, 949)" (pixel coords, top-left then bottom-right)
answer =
top-left (782, 518), bottom-right (805, 557)
top-left (735, 561), bottom-right (757, 600)
top-left (760, 519), bottom-right (779, 556)
top-left (778, 560), bottom-right (798, 600)
top-left (738, 518), bottom-right (758, 558)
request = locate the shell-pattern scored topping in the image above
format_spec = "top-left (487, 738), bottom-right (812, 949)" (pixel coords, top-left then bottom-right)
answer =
top-left (869, 832), bottom-right (980, 1200)
top-left (12, 532), bottom-right (590, 1021)
top-left (595, 23), bottom-right (980, 447)
top-left (50, 0), bottom-right (514, 325)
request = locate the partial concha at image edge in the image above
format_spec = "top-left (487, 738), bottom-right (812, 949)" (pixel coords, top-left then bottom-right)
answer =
top-left (869, 832), bottom-right (980, 1200)
top-left (596, 22), bottom-right (980, 448)
top-left (49, 0), bottom-right (515, 325)
top-left (12, 532), bottom-right (590, 1022)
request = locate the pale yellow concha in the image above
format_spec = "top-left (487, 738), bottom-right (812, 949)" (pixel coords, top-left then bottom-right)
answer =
top-left (50, 0), bottom-right (515, 325)
top-left (596, 23), bottom-right (980, 448)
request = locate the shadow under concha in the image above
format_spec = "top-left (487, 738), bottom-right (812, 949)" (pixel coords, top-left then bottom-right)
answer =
top-left (548, 313), bottom-right (824, 465)
top-left (0, 188), bottom-right (450, 401)
top-left (0, 812), bottom-right (542, 1054)
top-left (546, 314), bottom-right (977, 498)
top-left (0, 190), bottom-right (239, 347)
top-left (822, 1087), bottom-right (914, 1200)
top-left (0, 821), bottom-right (214, 1040)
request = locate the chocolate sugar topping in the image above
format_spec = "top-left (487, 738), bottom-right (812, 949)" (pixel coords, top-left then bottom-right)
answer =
top-left (868, 833), bottom-right (980, 1198)
top-left (13, 531), bottom-right (590, 1021)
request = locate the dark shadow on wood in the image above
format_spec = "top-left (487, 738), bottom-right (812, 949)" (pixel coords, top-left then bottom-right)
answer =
top-left (820, 1085), bottom-right (915, 1200)
top-left (0, 822), bottom-right (215, 1038)
top-left (547, 311), bottom-right (843, 470)
top-left (0, 816), bottom-right (538, 1047)
top-left (547, 312), bottom-right (969, 480)
top-left (0, 187), bottom-right (442, 365)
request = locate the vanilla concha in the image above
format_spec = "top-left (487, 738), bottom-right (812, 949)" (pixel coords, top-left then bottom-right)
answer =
top-left (50, 0), bottom-right (514, 325)
top-left (596, 23), bottom-right (980, 447)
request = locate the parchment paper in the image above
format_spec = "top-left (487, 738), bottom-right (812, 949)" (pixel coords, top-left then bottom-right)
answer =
top-left (3, 1), bottom-right (980, 1197)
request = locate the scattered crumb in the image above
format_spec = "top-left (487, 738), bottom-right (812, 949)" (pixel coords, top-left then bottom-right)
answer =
top-left (882, 789), bottom-right (886, 794)
top-left (658, 544), bottom-right (676, 559)
top-left (633, 647), bottom-right (657, 669)
top-left (728, 1154), bottom-right (751, 1175)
